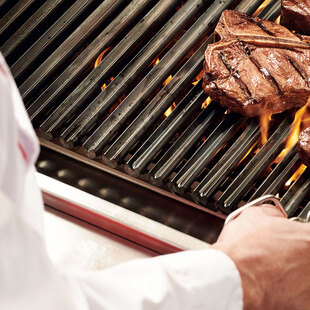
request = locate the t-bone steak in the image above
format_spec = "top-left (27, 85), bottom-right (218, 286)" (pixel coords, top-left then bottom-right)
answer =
top-left (203, 10), bottom-right (310, 117)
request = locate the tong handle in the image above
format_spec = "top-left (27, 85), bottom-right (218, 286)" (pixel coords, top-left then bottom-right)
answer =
top-left (225, 194), bottom-right (309, 225)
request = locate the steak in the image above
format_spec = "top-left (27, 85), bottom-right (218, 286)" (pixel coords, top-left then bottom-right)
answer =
top-left (203, 10), bottom-right (310, 117)
top-left (298, 127), bottom-right (310, 166)
top-left (281, 0), bottom-right (310, 35)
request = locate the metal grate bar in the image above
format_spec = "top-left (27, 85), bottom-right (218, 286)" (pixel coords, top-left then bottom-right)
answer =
top-left (0, 0), bottom-right (12, 12)
top-left (218, 116), bottom-right (292, 213)
top-left (148, 102), bottom-right (225, 186)
top-left (20, 0), bottom-right (126, 102)
top-left (27, 0), bottom-right (140, 125)
top-left (298, 201), bottom-right (310, 219)
top-left (0, 0), bottom-right (37, 38)
top-left (282, 168), bottom-right (310, 217)
top-left (58, 0), bottom-right (207, 148)
top-left (1, 0), bottom-right (64, 58)
top-left (124, 0), bottom-right (266, 178)
top-left (126, 82), bottom-right (206, 177)
top-left (250, 144), bottom-right (300, 200)
top-left (170, 113), bottom-right (246, 196)
top-left (38, 0), bottom-right (177, 138)
top-left (10, 0), bottom-right (95, 82)
top-left (102, 39), bottom-right (211, 167)
top-left (192, 121), bottom-right (260, 206)
top-left (81, 0), bottom-right (238, 158)
top-left (235, 0), bottom-right (265, 15)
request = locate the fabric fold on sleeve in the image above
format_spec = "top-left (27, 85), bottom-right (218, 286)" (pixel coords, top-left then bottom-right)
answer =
top-left (73, 248), bottom-right (243, 310)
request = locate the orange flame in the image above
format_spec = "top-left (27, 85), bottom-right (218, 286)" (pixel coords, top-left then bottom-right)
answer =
top-left (94, 47), bottom-right (113, 91)
top-left (163, 75), bottom-right (172, 86)
top-left (94, 47), bottom-right (112, 69)
top-left (285, 164), bottom-right (307, 186)
top-left (275, 16), bottom-right (281, 24)
top-left (164, 102), bottom-right (176, 117)
top-left (277, 98), bottom-right (310, 162)
top-left (153, 57), bottom-right (173, 87)
top-left (274, 98), bottom-right (310, 185)
top-left (259, 113), bottom-right (272, 145)
top-left (238, 143), bottom-right (258, 166)
top-left (152, 57), bottom-right (175, 117)
top-left (253, 0), bottom-right (271, 17)
top-left (202, 97), bottom-right (212, 109)
top-left (153, 57), bottom-right (160, 67)
top-left (258, 97), bottom-right (310, 186)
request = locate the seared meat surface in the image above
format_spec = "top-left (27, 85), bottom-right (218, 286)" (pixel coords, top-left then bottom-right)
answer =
top-left (203, 10), bottom-right (310, 117)
top-left (281, 0), bottom-right (310, 35)
top-left (298, 127), bottom-right (310, 166)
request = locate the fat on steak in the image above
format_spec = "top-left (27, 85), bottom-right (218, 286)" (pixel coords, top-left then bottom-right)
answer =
top-left (202, 10), bottom-right (310, 117)
top-left (281, 0), bottom-right (310, 35)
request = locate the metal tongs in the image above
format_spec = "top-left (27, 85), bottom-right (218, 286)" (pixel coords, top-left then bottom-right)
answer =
top-left (225, 194), bottom-right (310, 225)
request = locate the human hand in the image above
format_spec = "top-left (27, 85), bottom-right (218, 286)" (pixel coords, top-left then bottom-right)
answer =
top-left (212, 205), bottom-right (310, 310)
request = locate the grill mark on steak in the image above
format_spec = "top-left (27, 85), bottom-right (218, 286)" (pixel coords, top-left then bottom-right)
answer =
top-left (244, 15), bottom-right (275, 37)
top-left (290, 0), bottom-right (310, 15)
top-left (218, 52), bottom-right (252, 98)
top-left (285, 55), bottom-right (310, 87)
top-left (240, 42), bottom-right (283, 95)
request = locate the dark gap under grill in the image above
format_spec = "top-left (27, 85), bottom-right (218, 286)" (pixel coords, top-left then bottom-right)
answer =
top-left (1, 0), bottom-right (309, 244)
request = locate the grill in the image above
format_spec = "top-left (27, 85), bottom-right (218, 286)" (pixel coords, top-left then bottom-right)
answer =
top-left (2, 0), bottom-right (310, 252)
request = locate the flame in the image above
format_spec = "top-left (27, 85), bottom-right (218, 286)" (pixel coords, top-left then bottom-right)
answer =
top-left (153, 56), bottom-right (175, 117)
top-left (238, 143), bottom-right (258, 166)
top-left (285, 164), bottom-right (307, 186)
top-left (163, 75), bottom-right (172, 86)
top-left (153, 57), bottom-right (160, 67)
top-left (275, 16), bottom-right (281, 24)
top-left (94, 47), bottom-right (111, 69)
top-left (192, 71), bottom-right (204, 86)
top-left (202, 97), bottom-right (212, 109)
top-left (259, 113), bottom-right (272, 145)
top-left (152, 57), bottom-right (173, 87)
top-left (276, 98), bottom-right (310, 163)
top-left (257, 97), bottom-right (310, 186)
top-left (94, 47), bottom-right (114, 91)
top-left (253, 0), bottom-right (271, 17)
top-left (280, 99), bottom-right (310, 184)
top-left (164, 102), bottom-right (176, 117)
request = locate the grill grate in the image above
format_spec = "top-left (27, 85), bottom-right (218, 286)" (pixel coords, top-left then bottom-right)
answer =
top-left (1, 0), bottom-right (309, 233)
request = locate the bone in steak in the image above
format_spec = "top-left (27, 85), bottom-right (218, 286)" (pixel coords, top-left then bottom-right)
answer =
top-left (202, 10), bottom-right (310, 117)
top-left (298, 127), bottom-right (310, 166)
top-left (281, 0), bottom-right (310, 35)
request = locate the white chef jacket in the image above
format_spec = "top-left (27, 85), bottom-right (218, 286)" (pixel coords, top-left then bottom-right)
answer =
top-left (0, 53), bottom-right (243, 310)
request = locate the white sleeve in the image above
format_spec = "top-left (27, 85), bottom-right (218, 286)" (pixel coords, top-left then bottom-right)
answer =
top-left (73, 248), bottom-right (243, 310)
top-left (0, 194), bottom-right (243, 310)
top-left (0, 53), bottom-right (243, 310)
